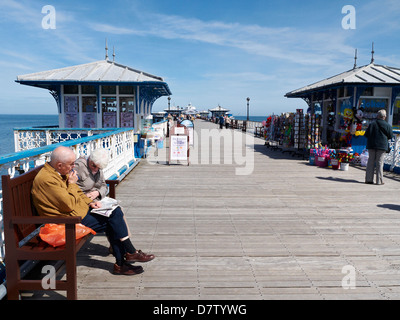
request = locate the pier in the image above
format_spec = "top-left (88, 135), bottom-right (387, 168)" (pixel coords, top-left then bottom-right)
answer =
top-left (22, 119), bottom-right (400, 300)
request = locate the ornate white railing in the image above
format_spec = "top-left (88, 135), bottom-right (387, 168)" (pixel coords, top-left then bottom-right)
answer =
top-left (385, 130), bottom-right (400, 171)
top-left (14, 127), bottom-right (115, 152)
top-left (0, 127), bottom-right (137, 261)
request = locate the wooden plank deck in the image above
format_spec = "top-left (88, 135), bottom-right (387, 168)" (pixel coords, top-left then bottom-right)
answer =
top-left (23, 119), bottom-right (400, 300)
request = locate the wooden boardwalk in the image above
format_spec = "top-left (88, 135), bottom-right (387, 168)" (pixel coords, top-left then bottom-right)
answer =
top-left (24, 119), bottom-right (400, 300)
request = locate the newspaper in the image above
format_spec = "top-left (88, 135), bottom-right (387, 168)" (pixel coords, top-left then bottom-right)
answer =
top-left (90, 197), bottom-right (120, 217)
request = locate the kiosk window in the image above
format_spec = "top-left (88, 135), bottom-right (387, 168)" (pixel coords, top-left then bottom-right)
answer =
top-left (64, 85), bottom-right (78, 94)
top-left (119, 86), bottom-right (134, 95)
top-left (101, 86), bottom-right (116, 94)
top-left (82, 85), bottom-right (96, 94)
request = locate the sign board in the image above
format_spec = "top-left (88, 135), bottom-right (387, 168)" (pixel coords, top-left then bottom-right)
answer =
top-left (170, 135), bottom-right (189, 162)
top-left (174, 127), bottom-right (186, 135)
top-left (178, 120), bottom-right (195, 146)
top-left (169, 126), bottom-right (190, 165)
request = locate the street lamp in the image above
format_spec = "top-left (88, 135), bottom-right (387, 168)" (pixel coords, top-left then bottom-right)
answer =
top-left (168, 96), bottom-right (171, 111)
top-left (246, 97), bottom-right (250, 121)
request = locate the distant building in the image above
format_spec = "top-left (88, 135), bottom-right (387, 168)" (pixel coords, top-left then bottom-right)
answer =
top-left (182, 103), bottom-right (198, 116)
top-left (16, 59), bottom-right (171, 130)
top-left (164, 105), bottom-right (182, 118)
top-left (209, 105), bottom-right (230, 118)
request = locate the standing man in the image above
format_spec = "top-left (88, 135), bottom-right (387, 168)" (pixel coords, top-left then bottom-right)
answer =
top-left (32, 146), bottom-right (154, 275)
top-left (219, 115), bottom-right (225, 129)
top-left (364, 109), bottom-right (393, 185)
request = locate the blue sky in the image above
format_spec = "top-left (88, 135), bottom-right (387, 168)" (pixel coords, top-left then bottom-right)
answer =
top-left (1, 0), bottom-right (400, 116)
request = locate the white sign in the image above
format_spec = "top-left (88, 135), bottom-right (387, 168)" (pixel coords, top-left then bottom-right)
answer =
top-left (175, 127), bottom-right (185, 135)
top-left (170, 135), bottom-right (188, 161)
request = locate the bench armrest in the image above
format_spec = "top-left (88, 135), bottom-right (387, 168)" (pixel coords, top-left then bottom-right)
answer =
top-left (10, 216), bottom-right (82, 225)
top-left (106, 179), bottom-right (120, 199)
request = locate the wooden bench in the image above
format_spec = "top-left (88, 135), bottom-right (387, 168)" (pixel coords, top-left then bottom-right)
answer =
top-left (105, 179), bottom-right (119, 199)
top-left (105, 160), bottom-right (139, 199)
top-left (2, 166), bottom-right (91, 300)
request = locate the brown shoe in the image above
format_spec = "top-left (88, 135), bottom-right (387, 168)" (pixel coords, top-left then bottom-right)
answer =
top-left (125, 250), bottom-right (155, 263)
top-left (113, 263), bottom-right (144, 275)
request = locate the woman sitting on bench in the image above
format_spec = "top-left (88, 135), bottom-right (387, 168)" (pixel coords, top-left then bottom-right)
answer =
top-left (31, 146), bottom-right (155, 276)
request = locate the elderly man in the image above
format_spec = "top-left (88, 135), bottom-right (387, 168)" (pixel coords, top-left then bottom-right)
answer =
top-left (364, 109), bottom-right (393, 185)
top-left (32, 146), bottom-right (154, 275)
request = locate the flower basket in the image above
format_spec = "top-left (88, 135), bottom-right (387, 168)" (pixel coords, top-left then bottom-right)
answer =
top-left (316, 156), bottom-right (328, 168)
top-left (331, 158), bottom-right (340, 170)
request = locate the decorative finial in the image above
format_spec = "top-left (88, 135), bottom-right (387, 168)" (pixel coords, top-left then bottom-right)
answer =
top-left (371, 42), bottom-right (375, 64)
top-left (353, 48), bottom-right (358, 69)
top-left (105, 38), bottom-right (109, 60)
top-left (113, 46), bottom-right (115, 62)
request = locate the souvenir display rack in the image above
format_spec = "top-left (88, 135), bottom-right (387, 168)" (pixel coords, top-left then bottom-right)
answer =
top-left (304, 113), bottom-right (322, 149)
top-left (294, 109), bottom-right (306, 150)
top-left (263, 111), bottom-right (319, 152)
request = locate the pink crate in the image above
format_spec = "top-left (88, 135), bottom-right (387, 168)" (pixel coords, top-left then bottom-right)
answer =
top-left (315, 156), bottom-right (328, 167)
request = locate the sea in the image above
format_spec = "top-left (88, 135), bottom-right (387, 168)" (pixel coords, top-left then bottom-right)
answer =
top-left (0, 114), bottom-right (58, 156)
top-left (0, 114), bottom-right (265, 156)
top-left (232, 115), bottom-right (266, 122)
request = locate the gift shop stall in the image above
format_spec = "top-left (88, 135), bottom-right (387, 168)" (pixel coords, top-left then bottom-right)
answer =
top-left (284, 52), bottom-right (400, 168)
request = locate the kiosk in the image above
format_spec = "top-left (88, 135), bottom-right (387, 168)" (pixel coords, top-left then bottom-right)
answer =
top-left (16, 58), bottom-right (171, 131)
top-left (286, 55), bottom-right (400, 151)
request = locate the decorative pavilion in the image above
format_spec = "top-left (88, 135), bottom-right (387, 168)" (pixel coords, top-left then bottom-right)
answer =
top-left (209, 105), bottom-right (230, 119)
top-left (163, 106), bottom-right (183, 118)
top-left (285, 49), bottom-right (400, 151)
top-left (16, 57), bottom-right (171, 130)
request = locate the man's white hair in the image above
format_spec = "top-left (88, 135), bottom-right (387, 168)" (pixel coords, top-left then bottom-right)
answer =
top-left (377, 109), bottom-right (387, 119)
top-left (89, 149), bottom-right (109, 169)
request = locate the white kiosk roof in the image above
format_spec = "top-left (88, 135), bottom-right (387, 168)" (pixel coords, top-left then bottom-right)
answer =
top-left (16, 59), bottom-right (171, 95)
top-left (286, 63), bottom-right (400, 98)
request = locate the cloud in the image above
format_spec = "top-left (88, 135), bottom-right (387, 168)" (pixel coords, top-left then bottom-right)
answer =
top-left (203, 72), bottom-right (276, 83)
top-left (89, 23), bottom-right (136, 35)
top-left (88, 12), bottom-right (352, 66)
top-left (0, 0), bottom-right (39, 25)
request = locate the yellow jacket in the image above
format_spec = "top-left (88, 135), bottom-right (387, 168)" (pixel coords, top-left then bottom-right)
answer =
top-left (32, 163), bottom-right (93, 218)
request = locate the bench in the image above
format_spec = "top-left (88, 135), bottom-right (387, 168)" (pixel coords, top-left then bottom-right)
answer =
top-left (105, 179), bottom-right (119, 199)
top-left (2, 166), bottom-right (91, 300)
top-left (105, 160), bottom-right (140, 198)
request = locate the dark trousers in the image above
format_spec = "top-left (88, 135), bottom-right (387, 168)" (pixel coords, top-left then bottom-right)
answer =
top-left (81, 207), bottom-right (129, 263)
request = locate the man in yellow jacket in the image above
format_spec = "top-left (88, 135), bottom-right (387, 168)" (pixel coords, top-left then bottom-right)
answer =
top-left (32, 146), bottom-right (154, 275)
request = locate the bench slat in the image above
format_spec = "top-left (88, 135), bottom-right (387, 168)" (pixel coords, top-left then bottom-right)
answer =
top-left (14, 234), bottom-right (90, 258)
top-left (18, 279), bottom-right (69, 291)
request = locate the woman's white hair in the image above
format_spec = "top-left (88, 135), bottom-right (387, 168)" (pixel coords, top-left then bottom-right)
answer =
top-left (89, 149), bottom-right (109, 169)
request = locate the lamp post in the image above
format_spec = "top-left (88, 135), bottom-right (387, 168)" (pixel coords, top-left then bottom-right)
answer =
top-left (246, 97), bottom-right (250, 121)
top-left (168, 96), bottom-right (171, 112)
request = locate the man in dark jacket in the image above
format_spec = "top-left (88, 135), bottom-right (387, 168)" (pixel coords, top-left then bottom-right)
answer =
top-left (364, 109), bottom-right (393, 185)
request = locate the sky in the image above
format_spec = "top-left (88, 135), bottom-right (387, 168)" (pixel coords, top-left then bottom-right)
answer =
top-left (1, 0), bottom-right (400, 116)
